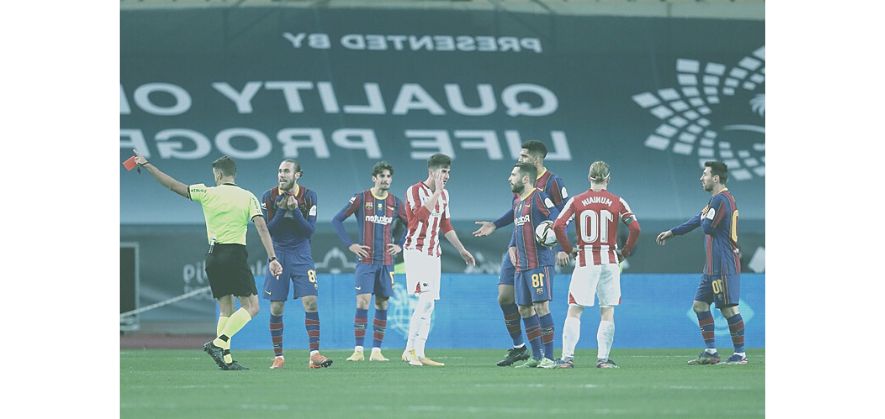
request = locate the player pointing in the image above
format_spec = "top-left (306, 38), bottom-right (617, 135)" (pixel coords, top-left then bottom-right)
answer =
top-left (552, 161), bottom-right (640, 369)
top-left (472, 140), bottom-right (570, 367)
top-left (656, 161), bottom-right (746, 365)
top-left (507, 162), bottom-right (561, 369)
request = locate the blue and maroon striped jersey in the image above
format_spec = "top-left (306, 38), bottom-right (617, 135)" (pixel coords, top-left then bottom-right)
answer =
top-left (508, 190), bottom-right (560, 271)
top-left (494, 169), bottom-right (568, 228)
top-left (671, 189), bottom-right (740, 277)
top-left (261, 185), bottom-right (317, 266)
top-left (331, 190), bottom-right (408, 266)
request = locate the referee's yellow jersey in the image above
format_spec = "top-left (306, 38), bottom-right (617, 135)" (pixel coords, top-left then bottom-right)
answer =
top-left (189, 183), bottom-right (263, 245)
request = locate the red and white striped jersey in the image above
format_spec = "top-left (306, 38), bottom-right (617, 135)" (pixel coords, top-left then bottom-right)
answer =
top-left (553, 188), bottom-right (640, 267)
top-left (404, 181), bottom-right (453, 257)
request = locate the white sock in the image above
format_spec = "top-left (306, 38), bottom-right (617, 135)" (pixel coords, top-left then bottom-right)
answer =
top-left (596, 320), bottom-right (615, 360)
top-left (405, 302), bottom-right (419, 352)
top-left (354, 346), bottom-right (363, 352)
top-left (413, 292), bottom-right (435, 358)
top-left (705, 348), bottom-right (718, 355)
top-left (562, 316), bottom-right (581, 360)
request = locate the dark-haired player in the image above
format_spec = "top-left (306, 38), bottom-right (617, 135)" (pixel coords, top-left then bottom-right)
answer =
top-left (401, 153), bottom-right (476, 367)
top-left (656, 161), bottom-right (745, 365)
top-left (507, 162), bottom-right (560, 369)
top-left (473, 140), bottom-right (569, 366)
top-left (131, 152), bottom-right (282, 370)
top-left (331, 161), bottom-right (409, 362)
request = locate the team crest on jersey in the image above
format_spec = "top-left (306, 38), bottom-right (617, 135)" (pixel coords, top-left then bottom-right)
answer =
top-left (365, 203), bottom-right (374, 209)
top-left (377, 203), bottom-right (384, 209)
top-left (632, 46), bottom-right (765, 181)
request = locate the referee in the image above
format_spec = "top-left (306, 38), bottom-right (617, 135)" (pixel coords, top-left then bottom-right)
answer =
top-left (133, 152), bottom-right (283, 370)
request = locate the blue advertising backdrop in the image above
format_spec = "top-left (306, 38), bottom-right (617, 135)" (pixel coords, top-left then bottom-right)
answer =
top-left (230, 273), bottom-right (764, 350)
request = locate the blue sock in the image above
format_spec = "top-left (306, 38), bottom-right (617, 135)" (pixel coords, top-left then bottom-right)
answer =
top-left (354, 308), bottom-right (368, 347)
top-left (538, 313), bottom-right (555, 360)
top-left (726, 313), bottom-right (745, 353)
top-left (696, 311), bottom-right (716, 350)
top-left (305, 311), bottom-right (320, 352)
top-left (522, 314), bottom-right (543, 360)
top-left (270, 314), bottom-right (284, 357)
top-left (372, 309), bottom-right (387, 348)
top-left (501, 303), bottom-right (524, 347)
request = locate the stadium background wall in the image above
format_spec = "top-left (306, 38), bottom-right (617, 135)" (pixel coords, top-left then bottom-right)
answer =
top-left (120, 6), bottom-right (765, 344)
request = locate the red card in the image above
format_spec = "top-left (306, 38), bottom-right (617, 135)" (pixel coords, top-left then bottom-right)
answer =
top-left (122, 156), bottom-right (138, 171)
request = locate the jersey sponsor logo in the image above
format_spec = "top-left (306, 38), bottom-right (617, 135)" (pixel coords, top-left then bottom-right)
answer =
top-left (365, 214), bottom-right (394, 225)
top-left (514, 214), bottom-right (531, 226)
top-left (632, 46), bottom-right (765, 181)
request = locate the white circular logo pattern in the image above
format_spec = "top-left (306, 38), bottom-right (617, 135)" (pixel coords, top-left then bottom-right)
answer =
top-left (633, 46), bottom-right (765, 181)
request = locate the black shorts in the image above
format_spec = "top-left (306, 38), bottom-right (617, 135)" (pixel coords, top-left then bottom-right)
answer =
top-left (205, 244), bottom-right (257, 298)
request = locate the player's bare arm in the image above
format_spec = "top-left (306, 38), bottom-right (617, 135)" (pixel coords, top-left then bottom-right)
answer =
top-left (655, 230), bottom-right (673, 245)
top-left (444, 230), bottom-right (476, 266)
top-left (252, 215), bottom-right (282, 278)
top-left (133, 151), bottom-right (189, 198)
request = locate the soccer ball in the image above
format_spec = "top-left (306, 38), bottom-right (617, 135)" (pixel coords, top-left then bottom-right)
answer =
top-left (535, 221), bottom-right (557, 247)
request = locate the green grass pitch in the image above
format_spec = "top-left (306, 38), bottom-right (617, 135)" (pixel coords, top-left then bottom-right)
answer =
top-left (121, 348), bottom-right (764, 418)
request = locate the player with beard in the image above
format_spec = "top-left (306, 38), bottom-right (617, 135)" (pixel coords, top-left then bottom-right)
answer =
top-left (507, 162), bottom-right (561, 369)
top-left (473, 140), bottom-right (570, 367)
top-left (262, 159), bottom-right (332, 369)
top-left (656, 161), bottom-right (746, 365)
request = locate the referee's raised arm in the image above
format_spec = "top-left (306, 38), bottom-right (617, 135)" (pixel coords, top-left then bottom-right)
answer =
top-left (133, 150), bottom-right (189, 198)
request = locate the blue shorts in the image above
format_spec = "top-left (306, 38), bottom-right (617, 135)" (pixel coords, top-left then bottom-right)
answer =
top-left (497, 252), bottom-right (517, 286)
top-left (515, 266), bottom-right (553, 306)
top-left (263, 252), bottom-right (317, 301)
top-left (354, 263), bottom-right (394, 298)
top-left (695, 273), bottom-right (740, 307)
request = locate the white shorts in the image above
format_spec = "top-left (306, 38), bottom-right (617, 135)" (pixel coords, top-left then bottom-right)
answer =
top-left (404, 249), bottom-right (442, 300)
top-left (567, 263), bottom-right (621, 307)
